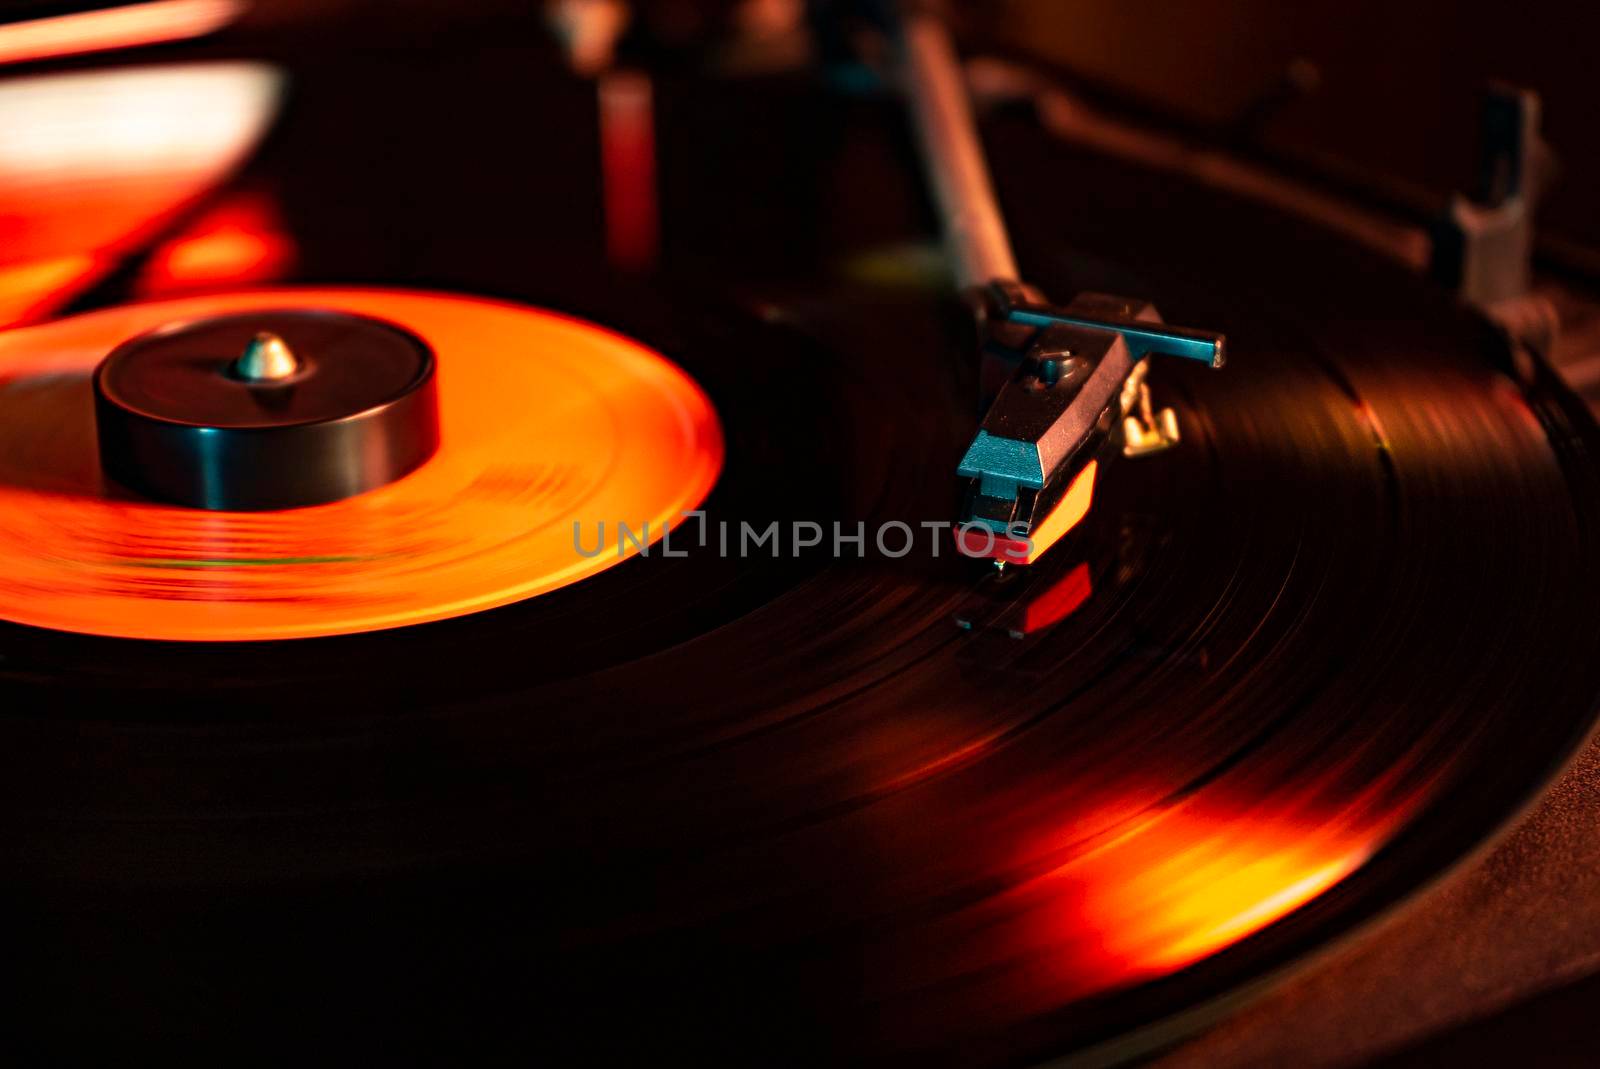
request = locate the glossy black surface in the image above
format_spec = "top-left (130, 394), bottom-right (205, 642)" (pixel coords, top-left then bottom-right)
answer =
top-left (2, 33), bottom-right (1599, 1069)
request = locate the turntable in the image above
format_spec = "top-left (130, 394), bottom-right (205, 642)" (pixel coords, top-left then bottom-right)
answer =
top-left (0, 2), bottom-right (1597, 1065)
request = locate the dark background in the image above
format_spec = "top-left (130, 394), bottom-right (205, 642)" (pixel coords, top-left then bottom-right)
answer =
top-left (995, 0), bottom-right (1600, 270)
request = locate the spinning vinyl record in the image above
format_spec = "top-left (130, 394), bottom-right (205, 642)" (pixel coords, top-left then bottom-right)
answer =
top-left (1, 117), bottom-right (1598, 1068)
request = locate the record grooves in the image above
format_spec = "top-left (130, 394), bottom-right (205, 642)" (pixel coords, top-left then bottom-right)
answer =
top-left (1, 39), bottom-right (1598, 1069)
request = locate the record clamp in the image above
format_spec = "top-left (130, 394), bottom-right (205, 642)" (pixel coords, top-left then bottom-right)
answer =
top-left (93, 308), bottom-right (441, 510)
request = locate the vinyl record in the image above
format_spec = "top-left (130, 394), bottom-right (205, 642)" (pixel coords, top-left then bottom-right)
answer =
top-left (2, 126), bottom-right (1599, 1069)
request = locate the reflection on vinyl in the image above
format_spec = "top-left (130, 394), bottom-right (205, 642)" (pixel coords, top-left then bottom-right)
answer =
top-left (0, 288), bottom-right (722, 639)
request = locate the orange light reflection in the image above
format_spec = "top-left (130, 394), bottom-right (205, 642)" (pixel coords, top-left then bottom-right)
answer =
top-left (858, 764), bottom-right (1435, 1052)
top-left (1054, 799), bottom-right (1373, 975)
top-left (0, 0), bottom-right (245, 67)
top-left (0, 63), bottom-right (280, 324)
top-left (1017, 560), bottom-right (1092, 634)
top-left (0, 62), bottom-right (282, 316)
top-left (0, 254), bottom-right (102, 328)
top-left (138, 191), bottom-right (294, 294)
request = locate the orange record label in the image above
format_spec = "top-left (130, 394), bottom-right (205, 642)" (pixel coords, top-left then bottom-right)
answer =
top-left (0, 288), bottom-right (724, 640)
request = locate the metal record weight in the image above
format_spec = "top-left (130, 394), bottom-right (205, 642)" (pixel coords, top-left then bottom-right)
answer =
top-left (93, 308), bottom-right (440, 510)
